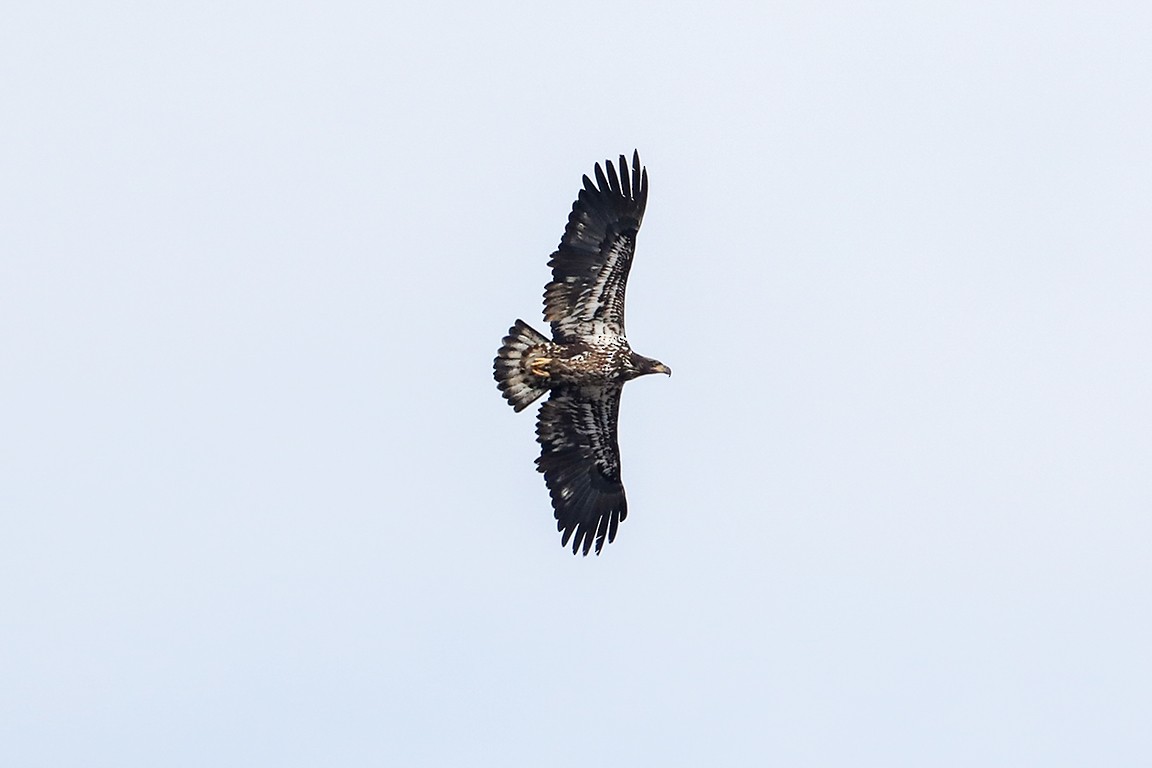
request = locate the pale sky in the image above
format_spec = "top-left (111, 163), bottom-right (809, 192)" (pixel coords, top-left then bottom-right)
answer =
top-left (2, 2), bottom-right (1150, 766)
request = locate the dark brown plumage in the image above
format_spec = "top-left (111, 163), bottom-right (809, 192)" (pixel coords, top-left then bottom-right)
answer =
top-left (493, 151), bottom-right (670, 555)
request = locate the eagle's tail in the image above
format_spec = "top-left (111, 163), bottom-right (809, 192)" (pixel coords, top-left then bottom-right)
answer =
top-left (494, 319), bottom-right (550, 412)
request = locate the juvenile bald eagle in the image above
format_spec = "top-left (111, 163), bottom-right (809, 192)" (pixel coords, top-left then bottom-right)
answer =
top-left (494, 151), bottom-right (671, 555)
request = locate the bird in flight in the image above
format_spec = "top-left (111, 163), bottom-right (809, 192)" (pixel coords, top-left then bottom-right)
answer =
top-left (494, 151), bottom-right (671, 555)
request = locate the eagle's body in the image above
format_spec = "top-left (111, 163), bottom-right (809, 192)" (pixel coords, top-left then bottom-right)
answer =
top-left (493, 152), bottom-right (670, 555)
top-left (526, 335), bottom-right (639, 385)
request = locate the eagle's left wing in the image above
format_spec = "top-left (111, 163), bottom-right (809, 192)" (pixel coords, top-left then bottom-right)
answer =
top-left (543, 152), bottom-right (648, 342)
top-left (535, 384), bottom-right (627, 555)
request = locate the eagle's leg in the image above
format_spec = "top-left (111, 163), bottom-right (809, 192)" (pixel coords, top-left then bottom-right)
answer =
top-left (528, 357), bottom-right (552, 378)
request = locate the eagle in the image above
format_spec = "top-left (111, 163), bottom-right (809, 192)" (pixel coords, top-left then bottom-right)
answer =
top-left (493, 151), bottom-right (671, 555)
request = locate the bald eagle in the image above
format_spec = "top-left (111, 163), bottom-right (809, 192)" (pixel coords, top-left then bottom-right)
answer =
top-left (494, 151), bottom-right (671, 555)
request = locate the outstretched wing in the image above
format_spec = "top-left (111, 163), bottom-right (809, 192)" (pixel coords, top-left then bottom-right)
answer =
top-left (535, 385), bottom-right (627, 555)
top-left (544, 151), bottom-right (648, 342)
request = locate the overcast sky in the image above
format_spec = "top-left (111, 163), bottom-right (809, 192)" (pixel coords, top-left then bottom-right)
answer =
top-left (3, 2), bottom-right (1150, 766)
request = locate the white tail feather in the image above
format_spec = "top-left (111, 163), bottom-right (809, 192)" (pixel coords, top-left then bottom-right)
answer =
top-left (494, 320), bottom-right (550, 411)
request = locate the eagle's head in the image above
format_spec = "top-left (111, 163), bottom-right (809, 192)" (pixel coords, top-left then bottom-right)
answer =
top-left (628, 352), bottom-right (672, 379)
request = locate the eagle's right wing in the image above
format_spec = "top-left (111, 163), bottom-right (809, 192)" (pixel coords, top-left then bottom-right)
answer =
top-left (535, 384), bottom-right (627, 555)
top-left (543, 152), bottom-right (648, 342)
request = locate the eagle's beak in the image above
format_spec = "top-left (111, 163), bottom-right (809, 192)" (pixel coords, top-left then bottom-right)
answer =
top-left (654, 363), bottom-right (672, 377)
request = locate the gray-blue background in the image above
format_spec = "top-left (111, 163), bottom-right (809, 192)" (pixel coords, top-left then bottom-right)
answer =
top-left (3, 2), bottom-right (1149, 765)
